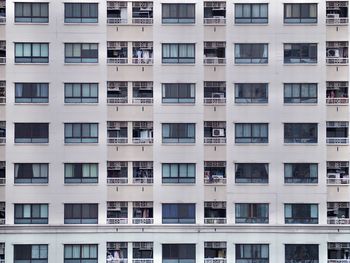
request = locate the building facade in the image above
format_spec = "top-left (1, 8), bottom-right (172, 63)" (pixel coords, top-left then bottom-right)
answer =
top-left (0, 0), bottom-right (349, 262)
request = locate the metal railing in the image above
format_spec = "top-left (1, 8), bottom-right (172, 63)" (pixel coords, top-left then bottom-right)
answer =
top-left (204, 137), bottom-right (226, 144)
top-left (107, 18), bottom-right (128, 24)
top-left (132, 259), bottom-right (153, 263)
top-left (204, 259), bottom-right (227, 263)
top-left (132, 58), bottom-right (153, 64)
top-left (328, 260), bottom-right (350, 263)
top-left (204, 218), bottom-right (227, 224)
top-left (204, 18), bottom-right (226, 24)
top-left (132, 98), bottom-right (153, 104)
top-left (0, 219), bottom-right (4, 225)
top-left (132, 138), bottom-right (153, 144)
top-left (107, 58), bottom-right (128, 64)
top-left (326, 17), bottom-right (349, 25)
top-left (106, 218), bottom-right (128, 224)
top-left (107, 98), bottom-right (128, 104)
top-left (328, 217), bottom-right (350, 224)
top-left (132, 18), bottom-right (153, 24)
top-left (327, 138), bottom-right (349, 144)
top-left (204, 98), bottom-right (226, 104)
top-left (0, 178), bottom-right (5, 185)
top-left (0, 138), bottom-right (5, 144)
top-left (327, 58), bottom-right (349, 64)
top-left (107, 138), bottom-right (128, 144)
top-left (0, 58), bottom-right (5, 64)
top-left (327, 175), bottom-right (350, 185)
top-left (133, 177), bottom-right (153, 184)
top-left (132, 218), bottom-right (154, 224)
top-left (107, 178), bottom-right (128, 184)
top-left (327, 98), bottom-right (349, 104)
top-left (204, 58), bottom-right (226, 64)
top-left (204, 177), bottom-right (226, 184)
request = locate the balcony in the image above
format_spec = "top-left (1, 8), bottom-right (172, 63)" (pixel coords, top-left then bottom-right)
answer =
top-left (107, 1), bottom-right (128, 24)
top-left (204, 202), bottom-right (226, 224)
top-left (327, 173), bottom-right (350, 184)
top-left (107, 161), bottom-right (128, 184)
top-left (107, 202), bottom-right (128, 224)
top-left (132, 260), bottom-right (153, 263)
top-left (0, 81), bottom-right (5, 104)
top-left (0, 122), bottom-right (5, 144)
top-left (205, 242), bottom-right (226, 263)
top-left (327, 81), bottom-right (349, 105)
top-left (107, 242), bottom-right (128, 263)
top-left (326, 42), bottom-right (349, 64)
top-left (204, 161), bottom-right (226, 184)
top-left (132, 82), bottom-right (153, 104)
top-left (0, 202), bottom-right (4, 225)
top-left (132, 42), bottom-right (153, 65)
top-left (326, 121), bottom-right (349, 145)
top-left (326, 1), bottom-right (348, 25)
top-left (133, 202), bottom-right (153, 224)
top-left (107, 121), bottom-right (128, 144)
top-left (203, 1), bottom-right (226, 24)
top-left (204, 42), bottom-right (226, 65)
top-left (328, 242), bottom-right (350, 263)
top-left (107, 41), bottom-right (128, 64)
top-left (133, 162), bottom-right (153, 184)
top-left (204, 259), bottom-right (226, 263)
top-left (204, 122), bottom-right (226, 144)
top-left (133, 243), bottom-right (153, 263)
top-left (204, 218), bottom-right (227, 224)
top-left (0, 1), bottom-right (4, 24)
top-left (204, 82), bottom-right (226, 105)
top-left (132, 218), bottom-right (154, 224)
top-left (107, 82), bottom-right (128, 104)
top-left (132, 122), bottom-right (153, 144)
top-left (328, 202), bottom-right (350, 224)
top-left (132, 2), bottom-right (153, 24)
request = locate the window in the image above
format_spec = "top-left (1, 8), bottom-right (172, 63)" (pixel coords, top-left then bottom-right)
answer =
top-left (14, 245), bottom-right (48, 263)
top-left (162, 203), bottom-right (195, 224)
top-left (64, 83), bottom-right (98, 103)
top-left (15, 83), bottom-right (49, 103)
top-left (14, 123), bottom-right (49, 143)
top-left (235, 44), bottom-right (268, 64)
top-left (284, 163), bottom-right (318, 184)
top-left (284, 3), bottom-right (317, 23)
top-left (235, 123), bottom-right (268, 143)
top-left (64, 3), bottom-right (98, 23)
top-left (235, 203), bottom-right (269, 223)
top-left (235, 163), bottom-right (269, 183)
top-left (284, 83), bottom-right (317, 103)
top-left (162, 44), bottom-right (195, 64)
top-left (64, 204), bottom-right (98, 224)
top-left (15, 43), bottom-right (49, 63)
top-left (235, 83), bottom-right (268, 103)
top-left (284, 123), bottom-right (318, 143)
top-left (14, 204), bottom-right (48, 224)
top-left (15, 3), bottom-right (49, 23)
top-left (285, 204), bottom-right (318, 224)
top-left (65, 43), bottom-right (98, 63)
top-left (284, 43), bottom-right (317, 64)
top-left (64, 244), bottom-right (98, 263)
top-left (162, 244), bottom-right (195, 263)
top-left (14, 163), bottom-right (48, 184)
top-left (285, 244), bottom-right (319, 263)
top-left (236, 244), bottom-right (269, 263)
top-left (235, 4), bottom-right (268, 24)
top-left (65, 163), bottom-right (98, 183)
top-left (162, 4), bottom-right (195, 24)
top-left (133, 242), bottom-right (153, 260)
top-left (162, 123), bottom-right (195, 143)
top-left (162, 83), bottom-right (195, 103)
top-left (162, 163), bottom-right (195, 183)
top-left (64, 123), bottom-right (98, 143)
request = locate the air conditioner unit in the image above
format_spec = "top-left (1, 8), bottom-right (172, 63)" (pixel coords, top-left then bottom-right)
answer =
top-left (327, 13), bottom-right (340, 19)
top-left (140, 7), bottom-right (151, 11)
top-left (212, 92), bottom-right (224, 98)
top-left (139, 86), bottom-right (152, 91)
top-left (327, 48), bottom-right (340, 58)
top-left (212, 128), bottom-right (225, 137)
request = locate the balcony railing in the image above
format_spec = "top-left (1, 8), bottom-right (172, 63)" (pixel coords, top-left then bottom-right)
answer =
top-left (107, 98), bottom-right (128, 104)
top-left (0, 219), bottom-right (4, 224)
top-left (132, 18), bottom-right (153, 24)
top-left (328, 217), bottom-right (350, 224)
top-left (0, 58), bottom-right (5, 64)
top-left (204, 17), bottom-right (226, 24)
top-left (327, 138), bottom-right (349, 144)
top-left (108, 138), bottom-right (128, 144)
top-left (326, 17), bottom-right (349, 25)
top-left (132, 58), bottom-right (153, 64)
top-left (132, 138), bottom-right (153, 144)
top-left (0, 259), bottom-right (4, 263)
top-left (204, 177), bottom-right (226, 184)
top-left (0, 17), bottom-right (5, 24)
top-left (204, 218), bottom-right (227, 224)
top-left (133, 177), bottom-right (153, 184)
top-left (204, 58), bottom-right (226, 64)
top-left (328, 260), bottom-right (350, 263)
top-left (107, 178), bottom-right (128, 184)
top-left (107, 258), bottom-right (128, 263)
top-left (106, 218), bottom-right (128, 224)
top-left (204, 259), bottom-right (227, 263)
top-left (107, 18), bottom-right (128, 24)
top-left (327, 58), bottom-right (349, 64)
top-left (132, 259), bottom-right (153, 263)
top-left (204, 98), bottom-right (226, 104)
top-left (107, 58), bottom-right (128, 64)
top-left (132, 218), bottom-right (154, 224)
top-left (0, 138), bottom-right (5, 144)
top-left (0, 178), bottom-right (5, 185)
top-left (132, 98), bottom-right (153, 104)
top-left (327, 98), bottom-right (349, 104)
top-left (327, 174), bottom-right (350, 185)
top-left (0, 97), bottom-right (5, 104)
top-left (204, 137), bottom-right (226, 144)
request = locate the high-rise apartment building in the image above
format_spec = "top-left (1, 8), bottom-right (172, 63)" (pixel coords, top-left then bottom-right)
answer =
top-left (0, 0), bottom-right (349, 262)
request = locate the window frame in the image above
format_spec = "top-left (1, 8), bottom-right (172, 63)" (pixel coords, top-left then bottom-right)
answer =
top-left (284, 3), bottom-right (318, 24)
top-left (284, 163), bottom-right (318, 184)
top-left (15, 43), bottom-right (49, 63)
top-left (14, 2), bottom-right (49, 23)
top-left (162, 3), bottom-right (195, 24)
top-left (14, 203), bottom-right (48, 224)
top-left (162, 83), bottom-right (196, 103)
top-left (162, 163), bottom-right (196, 184)
top-left (235, 83), bottom-right (268, 103)
top-left (235, 203), bottom-right (269, 224)
top-left (235, 244), bottom-right (269, 262)
top-left (64, 3), bottom-right (98, 23)
top-left (284, 43), bottom-right (318, 64)
top-left (235, 123), bottom-right (269, 143)
top-left (64, 123), bottom-right (98, 143)
top-left (64, 43), bottom-right (99, 63)
top-left (235, 163), bottom-right (269, 184)
top-left (285, 244), bottom-right (319, 263)
top-left (162, 43), bottom-right (195, 64)
top-left (284, 83), bottom-right (317, 103)
top-left (14, 244), bottom-right (48, 262)
top-left (234, 43), bottom-right (268, 64)
top-left (235, 3), bottom-right (269, 24)
top-left (284, 123), bottom-right (318, 143)
top-left (162, 203), bottom-right (196, 224)
top-left (14, 163), bottom-right (49, 184)
top-left (64, 244), bottom-right (98, 262)
top-left (162, 123), bottom-right (196, 143)
top-left (64, 83), bottom-right (98, 103)
top-left (15, 83), bottom-right (49, 103)
top-left (64, 163), bottom-right (98, 184)
top-left (14, 123), bottom-right (49, 143)
top-left (284, 203), bottom-right (319, 224)
top-left (64, 203), bottom-right (98, 224)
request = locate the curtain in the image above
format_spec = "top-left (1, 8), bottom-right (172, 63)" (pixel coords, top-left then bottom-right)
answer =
top-left (65, 164), bottom-right (74, 178)
top-left (14, 164), bottom-right (19, 178)
top-left (23, 204), bottom-right (31, 218)
top-left (15, 44), bottom-right (23, 57)
top-left (40, 164), bottom-right (48, 178)
top-left (23, 44), bottom-right (31, 56)
top-left (285, 164), bottom-right (292, 178)
top-left (40, 205), bottom-right (48, 217)
top-left (187, 124), bottom-right (195, 138)
top-left (90, 124), bottom-right (98, 137)
top-left (243, 4), bottom-right (250, 17)
top-left (309, 4), bottom-right (317, 17)
top-left (32, 245), bottom-right (40, 259)
top-left (235, 5), bottom-right (242, 17)
top-left (285, 4), bottom-right (292, 17)
top-left (261, 245), bottom-right (269, 258)
top-left (82, 245), bottom-right (90, 258)
top-left (170, 164), bottom-right (178, 178)
top-left (285, 205), bottom-right (292, 217)
top-left (262, 44), bottom-right (268, 58)
top-left (235, 45), bottom-right (241, 57)
top-left (72, 245), bottom-right (80, 258)
top-left (82, 164), bottom-right (90, 178)
top-left (15, 84), bottom-right (23, 97)
top-left (260, 4), bottom-right (268, 17)
top-left (23, 3), bottom-right (31, 16)
top-left (310, 164), bottom-right (317, 177)
top-left (252, 5), bottom-right (260, 17)
top-left (32, 164), bottom-right (40, 178)
top-left (73, 44), bottom-right (81, 57)
top-left (187, 164), bottom-right (195, 177)
top-left (311, 205), bottom-right (318, 218)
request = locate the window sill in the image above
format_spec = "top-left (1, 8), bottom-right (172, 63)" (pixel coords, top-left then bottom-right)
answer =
top-left (64, 143), bottom-right (99, 146)
top-left (283, 63), bottom-right (318, 66)
top-left (234, 103), bottom-right (268, 106)
top-left (234, 63), bottom-right (269, 66)
top-left (162, 183), bottom-right (196, 186)
top-left (283, 143), bottom-right (318, 146)
top-left (64, 103), bottom-right (99, 106)
top-left (14, 103), bottom-right (49, 105)
top-left (64, 183), bottom-right (99, 186)
top-left (284, 183), bottom-right (318, 186)
top-left (161, 143), bottom-right (196, 146)
top-left (283, 23), bottom-right (318, 26)
top-left (64, 63), bottom-right (99, 66)
top-left (235, 183), bottom-right (269, 186)
top-left (14, 143), bottom-right (49, 146)
top-left (14, 63), bottom-right (49, 65)
top-left (161, 63), bottom-right (196, 66)
top-left (14, 22), bottom-right (49, 25)
top-left (283, 103), bottom-right (318, 106)
top-left (13, 183), bottom-right (49, 186)
top-left (234, 23), bottom-right (269, 26)
top-left (162, 103), bottom-right (196, 106)
top-left (235, 143), bottom-right (269, 146)
top-left (63, 23), bottom-right (99, 26)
